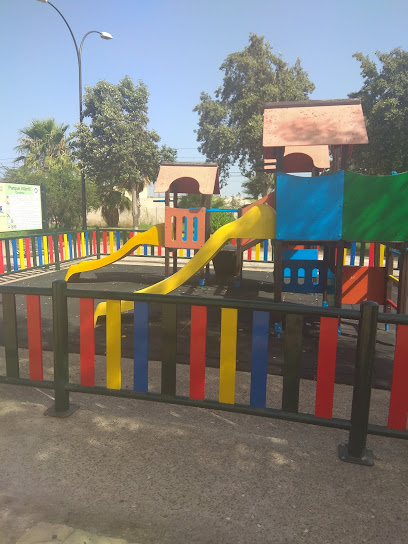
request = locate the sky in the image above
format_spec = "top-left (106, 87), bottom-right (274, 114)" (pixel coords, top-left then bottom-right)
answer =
top-left (1, 0), bottom-right (408, 195)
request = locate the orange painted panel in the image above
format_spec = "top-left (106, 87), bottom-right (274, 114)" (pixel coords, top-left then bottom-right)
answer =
top-left (165, 207), bottom-right (206, 249)
top-left (342, 266), bottom-right (386, 305)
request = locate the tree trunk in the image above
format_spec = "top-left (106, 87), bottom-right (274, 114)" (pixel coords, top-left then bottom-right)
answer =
top-left (131, 182), bottom-right (141, 229)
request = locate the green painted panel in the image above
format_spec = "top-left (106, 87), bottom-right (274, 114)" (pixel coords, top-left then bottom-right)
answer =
top-left (343, 171), bottom-right (408, 242)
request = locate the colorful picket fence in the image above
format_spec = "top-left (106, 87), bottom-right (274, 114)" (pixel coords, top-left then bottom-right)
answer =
top-left (0, 229), bottom-right (99, 276)
top-left (1, 280), bottom-right (407, 464)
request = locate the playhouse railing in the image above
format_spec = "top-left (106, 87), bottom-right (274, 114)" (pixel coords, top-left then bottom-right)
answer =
top-left (1, 280), bottom-right (407, 465)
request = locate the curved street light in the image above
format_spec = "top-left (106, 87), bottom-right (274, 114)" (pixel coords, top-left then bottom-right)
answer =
top-left (36, 0), bottom-right (113, 230)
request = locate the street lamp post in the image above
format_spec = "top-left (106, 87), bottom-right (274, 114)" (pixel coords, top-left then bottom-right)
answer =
top-left (36, 0), bottom-right (113, 230)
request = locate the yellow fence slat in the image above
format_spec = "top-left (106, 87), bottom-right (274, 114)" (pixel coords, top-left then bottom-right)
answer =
top-left (106, 299), bottom-right (121, 389)
top-left (219, 308), bottom-right (238, 404)
top-left (18, 238), bottom-right (25, 269)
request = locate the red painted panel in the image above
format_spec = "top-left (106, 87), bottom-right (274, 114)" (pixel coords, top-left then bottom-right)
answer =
top-left (102, 231), bottom-right (107, 254)
top-left (59, 235), bottom-right (64, 261)
top-left (77, 232), bottom-right (81, 258)
top-left (92, 231), bottom-right (97, 254)
top-left (342, 266), bottom-right (386, 304)
top-left (0, 241), bottom-right (4, 274)
top-left (158, 245), bottom-right (162, 257)
top-left (368, 243), bottom-right (374, 267)
top-left (26, 295), bottom-right (43, 380)
top-left (248, 247), bottom-right (252, 260)
top-left (80, 298), bottom-right (95, 386)
top-left (388, 324), bottom-right (408, 430)
top-left (315, 317), bottom-right (338, 418)
top-left (190, 306), bottom-right (207, 400)
top-left (129, 231), bottom-right (135, 255)
top-left (25, 238), bottom-right (31, 269)
top-left (48, 236), bottom-right (54, 263)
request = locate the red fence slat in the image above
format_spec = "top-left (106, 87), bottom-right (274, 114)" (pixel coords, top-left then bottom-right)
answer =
top-left (48, 235), bottom-right (54, 263)
top-left (26, 295), bottom-right (43, 380)
top-left (190, 305), bottom-right (207, 400)
top-left (25, 238), bottom-right (31, 269)
top-left (102, 231), bottom-right (107, 254)
top-left (388, 324), bottom-right (408, 430)
top-left (315, 317), bottom-right (339, 419)
top-left (59, 234), bottom-right (64, 261)
top-left (0, 241), bottom-right (4, 274)
top-left (80, 298), bottom-right (95, 386)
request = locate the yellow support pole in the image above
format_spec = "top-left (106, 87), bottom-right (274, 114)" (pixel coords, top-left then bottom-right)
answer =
top-left (106, 299), bottom-right (121, 389)
top-left (219, 308), bottom-right (237, 404)
top-left (379, 244), bottom-right (385, 267)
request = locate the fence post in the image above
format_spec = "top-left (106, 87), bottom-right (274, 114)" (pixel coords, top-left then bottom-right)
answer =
top-left (44, 280), bottom-right (78, 417)
top-left (338, 301), bottom-right (378, 466)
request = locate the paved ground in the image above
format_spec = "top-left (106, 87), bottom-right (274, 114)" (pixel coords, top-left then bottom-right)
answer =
top-left (0, 257), bottom-right (398, 389)
top-left (1, 349), bottom-right (407, 544)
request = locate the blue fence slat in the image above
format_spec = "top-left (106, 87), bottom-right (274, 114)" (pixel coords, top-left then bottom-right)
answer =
top-left (85, 232), bottom-right (89, 256)
top-left (68, 234), bottom-right (73, 260)
top-left (263, 239), bottom-right (268, 261)
top-left (11, 239), bottom-right (18, 271)
top-left (350, 242), bottom-right (356, 266)
top-left (133, 302), bottom-right (149, 392)
top-left (187, 249), bottom-right (191, 258)
top-left (250, 311), bottom-right (270, 408)
top-left (116, 231), bottom-right (121, 250)
top-left (144, 244), bottom-right (148, 256)
top-left (37, 237), bottom-right (43, 266)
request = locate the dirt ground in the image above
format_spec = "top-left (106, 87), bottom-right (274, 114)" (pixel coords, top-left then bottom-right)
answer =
top-left (0, 257), bottom-right (397, 390)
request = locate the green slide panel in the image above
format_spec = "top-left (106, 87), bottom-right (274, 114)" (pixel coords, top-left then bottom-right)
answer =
top-left (343, 171), bottom-right (408, 242)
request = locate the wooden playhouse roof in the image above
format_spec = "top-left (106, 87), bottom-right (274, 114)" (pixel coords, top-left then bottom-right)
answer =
top-left (154, 162), bottom-right (220, 195)
top-left (263, 99), bottom-right (368, 147)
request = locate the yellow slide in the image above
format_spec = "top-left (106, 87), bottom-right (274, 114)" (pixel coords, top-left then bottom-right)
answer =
top-left (65, 224), bottom-right (165, 282)
top-left (94, 204), bottom-right (276, 322)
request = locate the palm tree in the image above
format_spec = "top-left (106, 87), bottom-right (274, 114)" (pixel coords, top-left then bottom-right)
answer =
top-left (101, 188), bottom-right (132, 227)
top-left (14, 118), bottom-right (70, 170)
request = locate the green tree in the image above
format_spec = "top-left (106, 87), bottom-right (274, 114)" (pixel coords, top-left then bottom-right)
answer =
top-left (14, 118), bottom-right (70, 170)
top-left (71, 76), bottom-right (177, 228)
top-left (241, 173), bottom-right (272, 200)
top-left (194, 34), bottom-right (315, 191)
top-left (349, 48), bottom-right (408, 174)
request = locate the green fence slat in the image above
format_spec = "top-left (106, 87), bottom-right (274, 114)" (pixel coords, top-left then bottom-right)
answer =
top-left (282, 313), bottom-right (303, 413)
top-left (161, 303), bottom-right (177, 396)
top-left (3, 293), bottom-right (19, 378)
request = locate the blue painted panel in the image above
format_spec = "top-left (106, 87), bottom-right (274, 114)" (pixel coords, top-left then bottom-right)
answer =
top-left (134, 302), bottom-right (149, 392)
top-left (116, 231), bottom-right (121, 249)
top-left (282, 260), bottom-right (324, 294)
top-left (276, 171), bottom-right (344, 241)
top-left (283, 249), bottom-right (318, 277)
top-left (250, 311), bottom-right (270, 408)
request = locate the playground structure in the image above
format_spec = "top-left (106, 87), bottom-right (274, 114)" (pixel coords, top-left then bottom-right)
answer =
top-left (62, 98), bottom-right (408, 320)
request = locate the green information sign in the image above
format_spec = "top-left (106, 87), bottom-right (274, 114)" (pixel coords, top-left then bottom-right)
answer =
top-left (0, 183), bottom-right (42, 232)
